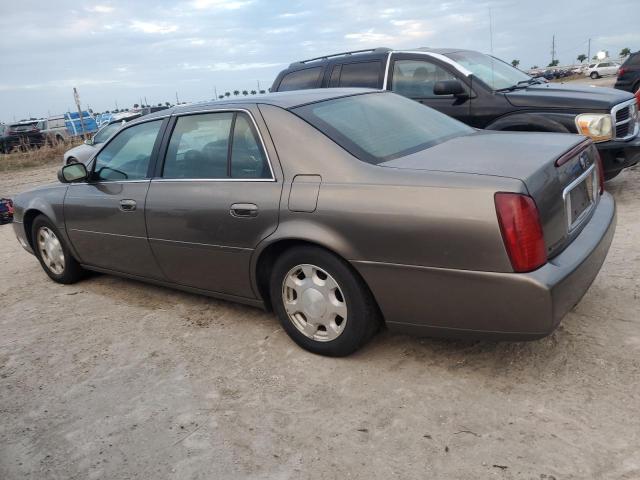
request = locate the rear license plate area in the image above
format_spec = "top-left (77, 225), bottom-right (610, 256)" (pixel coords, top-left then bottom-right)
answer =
top-left (564, 166), bottom-right (597, 231)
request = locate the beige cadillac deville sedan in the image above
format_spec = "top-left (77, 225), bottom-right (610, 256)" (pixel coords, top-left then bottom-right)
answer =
top-left (12, 89), bottom-right (615, 356)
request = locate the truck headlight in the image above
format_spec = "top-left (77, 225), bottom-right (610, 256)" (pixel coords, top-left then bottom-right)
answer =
top-left (575, 113), bottom-right (613, 142)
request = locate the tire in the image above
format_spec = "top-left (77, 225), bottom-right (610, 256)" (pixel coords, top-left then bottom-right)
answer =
top-left (590, 71), bottom-right (599, 79)
top-left (32, 215), bottom-right (85, 284)
top-left (270, 246), bottom-right (380, 357)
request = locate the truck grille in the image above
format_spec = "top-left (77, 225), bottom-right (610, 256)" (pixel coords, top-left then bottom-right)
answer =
top-left (611, 100), bottom-right (639, 140)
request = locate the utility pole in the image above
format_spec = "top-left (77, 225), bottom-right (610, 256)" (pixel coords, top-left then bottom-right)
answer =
top-left (176, 91), bottom-right (179, 105)
top-left (73, 87), bottom-right (88, 139)
top-left (214, 86), bottom-right (218, 99)
top-left (551, 35), bottom-right (556, 64)
top-left (257, 80), bottom-right (261, 91)
top-left (588, 38), bottom-right (591, 60)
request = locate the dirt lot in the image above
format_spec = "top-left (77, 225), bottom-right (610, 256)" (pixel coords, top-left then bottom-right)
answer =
top-left (1, 163), bottom-right (639, 480)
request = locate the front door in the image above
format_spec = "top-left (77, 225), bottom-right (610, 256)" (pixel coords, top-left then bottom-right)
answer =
top-left (145, 109), bottom-right (282, 299)
top-left (64, 119), bottom-right (166, 279)
top-left (388, 55), bottom-right (473, 124)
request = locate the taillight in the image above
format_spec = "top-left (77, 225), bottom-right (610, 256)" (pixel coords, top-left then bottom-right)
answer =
top-left (494, 193), bottom-right (547, 273)
top-left (618, 67), bottom-right (625, 77)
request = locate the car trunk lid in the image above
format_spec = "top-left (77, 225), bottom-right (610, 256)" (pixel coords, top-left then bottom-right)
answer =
top-left (379, 131), bottom-right (601, 259)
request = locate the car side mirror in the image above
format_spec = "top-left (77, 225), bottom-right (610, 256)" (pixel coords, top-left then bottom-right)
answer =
top-left (58, 162), bottom-right (88, 183)
top-left (84, 138), bottom-right (93, 146)
top-left (433, 80), bottom-right (467, 96)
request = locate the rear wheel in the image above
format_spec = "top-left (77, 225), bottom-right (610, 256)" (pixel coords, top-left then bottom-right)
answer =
top-left (32, 215), bottom-right (84, 284)
top-left (270, 246), bottom-right (380, 356)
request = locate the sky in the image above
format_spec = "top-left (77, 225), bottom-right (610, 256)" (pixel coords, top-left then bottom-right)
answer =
top-left (0, 0), bottom-right (638, 122)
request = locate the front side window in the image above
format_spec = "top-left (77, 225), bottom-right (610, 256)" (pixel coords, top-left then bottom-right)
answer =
top-left (444, 51), bottom-right (530, 91)
top-left (278, 67), bottom-right (323, 91)
top-left (93, 120), bottom-right (162, 181)
top-left (392, 60), bottom-right (459, 98)
top-left (293, 92), bottom-right (474, 165)
top-left (162, 112), bottom-right (270, 179)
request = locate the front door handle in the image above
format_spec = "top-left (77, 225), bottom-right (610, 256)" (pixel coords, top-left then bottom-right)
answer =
top-left (230, 203), bottom-right (258, 218)
top-left (119, 199), bottom-right (137, 212)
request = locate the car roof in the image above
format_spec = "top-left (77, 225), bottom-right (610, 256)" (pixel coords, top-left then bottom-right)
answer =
top-left (131, 88), bottom-right (378, 123)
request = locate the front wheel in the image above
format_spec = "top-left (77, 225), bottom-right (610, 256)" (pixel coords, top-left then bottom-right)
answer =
top-left (590, 71), bottom-right (599, 79)
top-left (32, 215), bottom-right (85, 284)
top-left (270, 246), bottom-right (380, 356)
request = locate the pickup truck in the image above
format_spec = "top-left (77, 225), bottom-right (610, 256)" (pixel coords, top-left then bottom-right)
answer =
top-left (272, 47), bottom-right (640, 180)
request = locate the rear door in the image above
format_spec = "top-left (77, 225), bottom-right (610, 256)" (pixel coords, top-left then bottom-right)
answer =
top-left (388, 54), bottom-right (473, 124)
top-left (64, 118), bottom-right (166, 278)
top-left (145, 107), bottom-right (282, 299)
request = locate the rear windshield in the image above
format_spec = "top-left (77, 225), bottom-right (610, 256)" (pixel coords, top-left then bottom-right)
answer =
top-left (292, 92), bottom-right (473, 164)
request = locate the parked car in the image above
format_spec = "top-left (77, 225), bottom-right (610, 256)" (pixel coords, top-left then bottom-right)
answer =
top-left (271, 47), bottom-right (640, 180)
top-left (63, 112), bottom-right (141, 165)
top-left (0, 121), bottom-right (45, 153)
top-left (0, 198), bottom-right (13, 224)
top-left (36, 115), bottom-right (69, 145)
top-left (585, 61), bottom-right (620, 79)
top-left (12, 90), bottom-right (615, 356)
top-left (615, 51), bottom-right (640, 96)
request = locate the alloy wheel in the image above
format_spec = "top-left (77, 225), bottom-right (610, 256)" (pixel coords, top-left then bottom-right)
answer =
top-left (281, 264), bottom-right (347, 342)
top-left (37, 226), bottom-right (65, 275)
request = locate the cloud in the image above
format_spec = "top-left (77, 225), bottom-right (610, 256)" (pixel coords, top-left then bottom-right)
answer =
top-left (86, 5), bottom-right (114, 14)
top-left (181, 62), bottom-right (283, 72)
top-left (130, 21), bottom-right (178, 34)
top-left (190, 0), bottom-right (252, 10)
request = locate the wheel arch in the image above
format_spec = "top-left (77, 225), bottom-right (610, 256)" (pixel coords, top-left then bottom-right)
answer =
top-left (485, 113), bottom-right (571, 133)
top-left (251, 225), bottom-right (376, 314)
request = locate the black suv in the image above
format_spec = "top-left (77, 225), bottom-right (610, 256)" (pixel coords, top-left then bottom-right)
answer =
top-left (0, 121), bottom-right (45, 153)
top-left (272, 47), bottom-right (640, 180)
top-left (615, 51), bottom-right (640, 96)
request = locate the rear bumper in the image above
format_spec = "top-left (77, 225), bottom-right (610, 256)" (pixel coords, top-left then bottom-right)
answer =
top-left (353, 193), bottom-right (616, 339)
top-left (597, 134), bottom-right (640, 176)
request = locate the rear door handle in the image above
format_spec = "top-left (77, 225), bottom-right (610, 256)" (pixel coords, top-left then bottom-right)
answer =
top-left (230, 203), bottom-right (258, 218)
top-left (119, 199), bottom-right (137, 212)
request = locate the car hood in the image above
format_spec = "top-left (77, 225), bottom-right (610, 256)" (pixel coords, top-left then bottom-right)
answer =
top-left (505, 83), bottom-right (634, 111)
top-left (379, 130), bottom-right (582, 180)
top-left (64, 143), bottom-right (99, 163)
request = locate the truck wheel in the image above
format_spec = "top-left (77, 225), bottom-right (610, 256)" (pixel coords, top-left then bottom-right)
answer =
top-left (270, 246), bottom-right (380, 356)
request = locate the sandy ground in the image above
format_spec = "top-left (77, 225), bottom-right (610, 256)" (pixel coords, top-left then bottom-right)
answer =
top-left (1, 161), bottom-right (640, 480)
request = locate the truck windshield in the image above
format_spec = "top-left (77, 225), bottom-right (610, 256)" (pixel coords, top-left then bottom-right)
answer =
top-left (445, 51), bottom-right (531, 91)
top-left (292, 92), bottom-right (474, 164)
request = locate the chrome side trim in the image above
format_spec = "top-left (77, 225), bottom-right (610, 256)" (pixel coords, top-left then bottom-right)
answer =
top-left (562, 163), bottom-right (598, 232)
top-left (148, 237), bottom-right (252, 251)
top-left (152, 178), bottom-right (275, 183)
top-left (611, 98), bottom-right (639, 141)
top-left (69, 228), bottom-right (147, 240)
top-left (382, 52), bottom-right (392, 90)
top-left (396, 51), bottom-right (473, 77)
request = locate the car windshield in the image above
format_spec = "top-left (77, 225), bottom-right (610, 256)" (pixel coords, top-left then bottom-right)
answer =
top-left (292, 92), bottom-right (474, 164)
top-left (444, 51), bottom-right (532, 91)
top-left (10, 123), bottom-right (38, 132)
top-left (93, 123), bottom-right (122, 144)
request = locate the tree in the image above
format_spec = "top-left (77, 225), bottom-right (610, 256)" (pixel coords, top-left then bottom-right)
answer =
top-left (620, 48), bottom-right (631, 58)
top-left (165, 101), bottom-right (171, 106)
top-left (242, 90), bottom-right (248, 96)
top-left (511, 59), bottom-right (520, 68)
top-left (259, 90), bottom-right (266, 94)
top-left (233, 90), bottom-right (240, 96)
top-left (157, 103), bottom-right (162, 107)
top-left (531, 65), bottom-right (539, 69)
top-left (133, 103), bottom-right (139, 108)
top-left (548, 59), bottom-right (560, 67)
top-left (250, 90), bottom-right (257, 95)
top-left (225, 92), bottom-right (231, 97)
top-left (218, 95), bottom-right (225, 99)
top-left (577, 54), bottom-right (587, 63)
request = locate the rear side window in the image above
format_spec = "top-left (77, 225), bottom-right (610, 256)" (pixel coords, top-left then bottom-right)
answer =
top-left (278, 67), bottom-right (323, 91)
top-left (625, 53), bottom-right (640, 66)
top-left (332, 61), bottom-right (382, 88)
top-left (293, 92), bottom-right (473, 164)
top-left (162, 112), bottom-right (270, 179)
